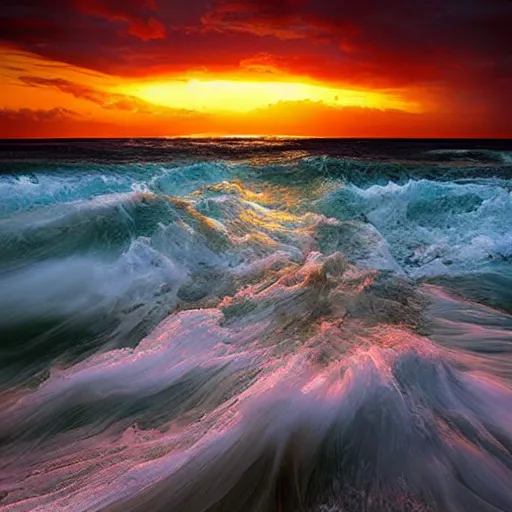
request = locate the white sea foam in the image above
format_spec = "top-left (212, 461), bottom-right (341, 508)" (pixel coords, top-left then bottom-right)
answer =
top-left (321, 178), bottom-right (512, 276)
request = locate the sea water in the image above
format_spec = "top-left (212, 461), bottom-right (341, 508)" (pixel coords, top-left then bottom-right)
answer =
top-left (0, 138), bottom-right (511, 511)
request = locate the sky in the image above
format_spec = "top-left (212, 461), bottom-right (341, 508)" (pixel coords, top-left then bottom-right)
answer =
top-left (0, 0), bottom-right (510, 138)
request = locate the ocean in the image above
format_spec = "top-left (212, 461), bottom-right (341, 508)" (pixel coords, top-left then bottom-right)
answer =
top-left (0, 138), bottom-right (511, 511)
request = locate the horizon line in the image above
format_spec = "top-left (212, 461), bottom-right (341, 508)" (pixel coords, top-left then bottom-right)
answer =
top-left (1, 135), bottom-right (511, 141)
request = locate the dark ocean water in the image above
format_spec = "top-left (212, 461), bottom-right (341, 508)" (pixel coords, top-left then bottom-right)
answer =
top-left (0, 138), bottom-right (511, 511)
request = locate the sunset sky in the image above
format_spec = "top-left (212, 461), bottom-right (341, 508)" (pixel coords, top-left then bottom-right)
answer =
top-left (0, 0), bottom-right (510, 138)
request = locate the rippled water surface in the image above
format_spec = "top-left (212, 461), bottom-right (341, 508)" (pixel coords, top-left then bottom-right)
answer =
top-left (0, 138), bottom-right (511, 511)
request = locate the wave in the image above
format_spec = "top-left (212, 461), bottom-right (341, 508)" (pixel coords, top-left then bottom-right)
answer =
top-left (1, 261), bottom-right (511, 510)
top-left (0, 162), bottom-right (233, 217)
top-left (1, 146), bottom-right (511, 511)
top-left (320, 178), bottom-right (512, 276)
top-left (0, 183), bottom-right (317, 385)
top-left (424, 149), bottom-right (512, 165)
top-left (0, 240), bottom-right (186, 384)
top-left (251, 156), bottom-right (512, 189)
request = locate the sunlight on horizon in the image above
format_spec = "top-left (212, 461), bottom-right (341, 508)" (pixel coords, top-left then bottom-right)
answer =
top-left (121, 78), bottom-right (420, 114)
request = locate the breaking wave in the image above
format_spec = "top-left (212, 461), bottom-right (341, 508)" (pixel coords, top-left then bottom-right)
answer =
top-left (0, 145), bottom-right (511, 511)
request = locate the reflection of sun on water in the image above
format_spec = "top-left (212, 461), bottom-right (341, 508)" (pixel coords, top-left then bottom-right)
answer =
top-left (120, 78), bottom-right (419, 113)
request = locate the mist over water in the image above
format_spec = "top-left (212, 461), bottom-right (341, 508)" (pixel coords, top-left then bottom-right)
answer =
top-left (0, 138), bottom-right (511, 512)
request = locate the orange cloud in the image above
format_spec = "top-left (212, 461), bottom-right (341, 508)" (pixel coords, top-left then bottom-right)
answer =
top-left (1, 101), bottom-right (507, 139)
top-left (19, 76), bottom-right (155, 112)
top-left (0, 107), bottom-right (79, 121)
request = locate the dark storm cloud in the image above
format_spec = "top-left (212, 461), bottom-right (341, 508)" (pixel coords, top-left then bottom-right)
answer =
top-left (0, 0), bottom-right (279, 76)
top-left (0, 1), bottom-right (507, 81)
top-left (74, 0), bottom-right (166, 40)
top-left (203, 0), bottom-right (512, 87)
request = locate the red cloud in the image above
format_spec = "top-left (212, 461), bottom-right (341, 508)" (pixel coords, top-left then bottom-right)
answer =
top-left (203, 0), bottom-right (511, 85)
top-left (75, 0), bottom-right (166, 40)
top-left (201, 0), bottom-right (314, 39)
top-left (0, 107), bottom-right (81, 137)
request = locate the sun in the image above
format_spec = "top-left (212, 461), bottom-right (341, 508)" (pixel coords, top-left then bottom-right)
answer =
top-left (118, 77), bottom-right (420, 114)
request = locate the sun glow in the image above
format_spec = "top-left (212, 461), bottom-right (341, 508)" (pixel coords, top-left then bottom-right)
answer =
top-left (121, 78), bottom-right (420, 113)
